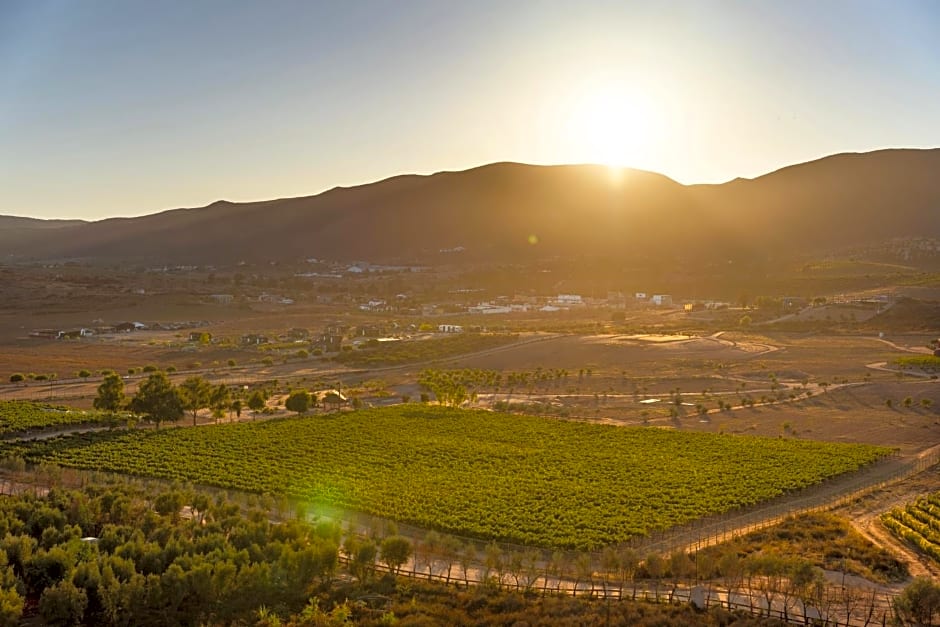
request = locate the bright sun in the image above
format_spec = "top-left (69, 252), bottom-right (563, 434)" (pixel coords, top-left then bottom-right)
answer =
top-left (564, 83), bottom-right (655, 168)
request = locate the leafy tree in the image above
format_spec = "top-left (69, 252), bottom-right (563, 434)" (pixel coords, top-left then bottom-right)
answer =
top-left (380, 536), bottom-right (412, 574)
top-left (179, 376), bottom-right (212, 426)
top-left (247, 390), bottom-right (267, 418)
top-left (129, 372), bottom-right (183, 429)
top-left (343, 537), bottom-right (377, 583)
top-left (285, 390), bottom-right (312, 415)
top-left (231, 398), bottom-right (243, 420)
top-left (153, 491), bottom-right (186, 521)
top-left (39, 580), bottom-right (87, 626)
top-left (93, 374), bottom-right (125, 413)
top-left (210, 384), bottom-right (231, 422)
top-left (76, 369), bottom-right (91, 379)
top-left (8, 374), bottom-right (24, 383)
top-left (0, 586), bottom-right (23, 626)
top-left (896, 577), bottom-right (940, 626)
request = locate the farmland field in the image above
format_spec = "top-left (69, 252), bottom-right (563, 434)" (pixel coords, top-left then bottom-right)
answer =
top-left (3, 406), bottom-right (889, 549)
top-left (0, 400), bottom-right (121, 436)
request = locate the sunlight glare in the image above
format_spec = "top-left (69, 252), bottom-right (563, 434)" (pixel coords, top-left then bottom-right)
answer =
top-left (564, 82), bottom-right (657, 169)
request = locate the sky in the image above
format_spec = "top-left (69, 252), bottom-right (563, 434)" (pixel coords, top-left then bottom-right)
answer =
top-left (1, 1), bottom-right (939, 220)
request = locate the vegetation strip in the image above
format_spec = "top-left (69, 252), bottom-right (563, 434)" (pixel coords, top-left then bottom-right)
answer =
top-left (883, 492), bottom-right (940, 563)
top-left (0, 400), bottom-right (126, 436)
top-left (2, 406), bottom-right (890, 549)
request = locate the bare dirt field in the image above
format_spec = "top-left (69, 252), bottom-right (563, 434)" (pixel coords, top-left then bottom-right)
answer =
top-left (4, 331), bottom-right (937, 453)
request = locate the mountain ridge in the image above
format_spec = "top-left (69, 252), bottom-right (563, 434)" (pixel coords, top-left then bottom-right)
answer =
top-left (2, 148), bottom-right (939, 266)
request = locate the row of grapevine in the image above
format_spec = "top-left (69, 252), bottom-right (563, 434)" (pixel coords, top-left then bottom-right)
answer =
top-left (883, 495), bottom-right (940, 563)
top-left (2, 406), bottom-right (889, 550)
top-left (0, 400), bottom-right (125, 435)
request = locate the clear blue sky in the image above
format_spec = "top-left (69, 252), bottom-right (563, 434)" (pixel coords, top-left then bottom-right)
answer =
top-left (2, 0), bottom-right (938, 219)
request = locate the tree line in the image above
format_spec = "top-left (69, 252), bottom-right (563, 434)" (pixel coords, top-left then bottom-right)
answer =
top-left (93, 373), bottom-right (273, 429)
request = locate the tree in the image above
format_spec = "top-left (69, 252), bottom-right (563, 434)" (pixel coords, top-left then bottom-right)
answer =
top-left (8, 374), bottom-right (24, 383)
top-left (39, 580), bottom-right (87, 626)
top-left (343, 537), bottom-right (377, 583)
top-left (179, 376), bottom-right (212, 426)
top-left (896, 577), bottom-right (940, 626)
top-left (93, 374), bottom-right (125, 412)
top-left (129, 372), bottom-right (183, 429)
top-left (76, 369), bottom-right (91, 379)
top-left (209, 384), bottom-right (231, 423)
top-left (380, 536), bottom-right (412, 574)
top-left (0, 587), bottom-right (23, 626)
top-left (247, 390), bottom-right (267, 418)
top-left (285, 390), bottom-right (312, 415)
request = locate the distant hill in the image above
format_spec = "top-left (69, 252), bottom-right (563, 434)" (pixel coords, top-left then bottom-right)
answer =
top-left (2, 148), bottom-right (939, 267)
top-left (0, 215), bottom-right (87, 260)
top-left (0, 215), bottom-right (86, 229)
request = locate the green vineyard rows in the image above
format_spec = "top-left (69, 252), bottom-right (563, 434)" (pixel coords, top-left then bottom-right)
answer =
top-left (3, 406), bottom-right (888, 549)
top-left (0, 400), bottom-right (122, 436)
top-left (883, 494), bottom-right (940, 563)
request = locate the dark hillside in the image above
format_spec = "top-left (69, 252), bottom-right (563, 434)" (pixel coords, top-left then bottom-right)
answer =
top-left (3, 148), bottom-right (939, 268)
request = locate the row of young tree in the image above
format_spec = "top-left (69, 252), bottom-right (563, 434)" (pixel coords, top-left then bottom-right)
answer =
top-left (93, 373), bottom-right (269, 428)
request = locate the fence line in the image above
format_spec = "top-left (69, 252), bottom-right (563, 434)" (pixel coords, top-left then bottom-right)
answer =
top-left (338, 553), bottom-right (894, 626)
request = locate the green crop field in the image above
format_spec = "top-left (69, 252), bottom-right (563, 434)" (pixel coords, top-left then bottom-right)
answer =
top-left (0, 400), bottom-right (122, 436)
top-left (882, 493), bottom-right (940, 563)
top-left (334, 333), bottom-right (518, 367)
top-left (3, 406), bottom-right (888, 549)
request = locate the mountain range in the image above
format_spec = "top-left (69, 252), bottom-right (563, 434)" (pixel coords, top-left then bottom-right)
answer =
top-left (2, 148), bottom-right (938, 267)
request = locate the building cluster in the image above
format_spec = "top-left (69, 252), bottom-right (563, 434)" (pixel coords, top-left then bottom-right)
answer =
top-left (29, 320), bottom-right (210, 341)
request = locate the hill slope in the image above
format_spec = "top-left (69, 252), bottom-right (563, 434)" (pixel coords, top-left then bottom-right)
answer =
top-left (3, 148), bottom-right (939, 266)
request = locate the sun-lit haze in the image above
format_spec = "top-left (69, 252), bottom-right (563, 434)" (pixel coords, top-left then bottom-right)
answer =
top-left (1, 0), bottom-right (939, 219)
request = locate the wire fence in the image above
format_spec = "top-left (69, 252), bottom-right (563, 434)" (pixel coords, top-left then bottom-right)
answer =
top-left (339, 553), bottom-right (896, 627)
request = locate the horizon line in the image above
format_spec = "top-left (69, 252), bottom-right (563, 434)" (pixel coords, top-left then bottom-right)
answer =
top-left (4, 145), bottom-right (938, 223)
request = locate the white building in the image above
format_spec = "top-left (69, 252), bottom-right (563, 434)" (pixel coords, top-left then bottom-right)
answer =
top-left (438, 324), bottom-right (463, 333)
top-left (468, 303), bottom-right (512, 315)
top-left (650, 294), bottom-right (673, 306)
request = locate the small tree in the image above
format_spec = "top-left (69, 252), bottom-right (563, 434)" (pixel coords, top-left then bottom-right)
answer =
top-left (129, 372), bottom-right (183, 429)
top-left (8, 374), bottom-right (24, 383)
top-left (93, 374), bottom-right (125, 412)
top-left (247, 390), bottom-right (267, 418)
top-left (76, 369), bottom-right (91, 379)
top-left (209, 384), bottom-right (231, 423)
top-left (895, 577), bottom-right (940, 627)
top-left (380, 536), bottom-right (412, 574)
top-left (38, 580), bottom-right (87, 626)
top-left (179, 376), bottom-right (212, 426)
top-left (285, 390), bottom-right (312, 415)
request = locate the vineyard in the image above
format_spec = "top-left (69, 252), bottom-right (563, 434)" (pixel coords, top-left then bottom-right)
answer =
top-left (894, 355), bottom-right (940, 372)
top-left (2, 406), bottom-right (889, 549)
top-left (882, 493), bottom-right (940, 563)
top-left (334, 333), bottom-right (518, 367)
top-left (0, 400), bottom-right (123, 436)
